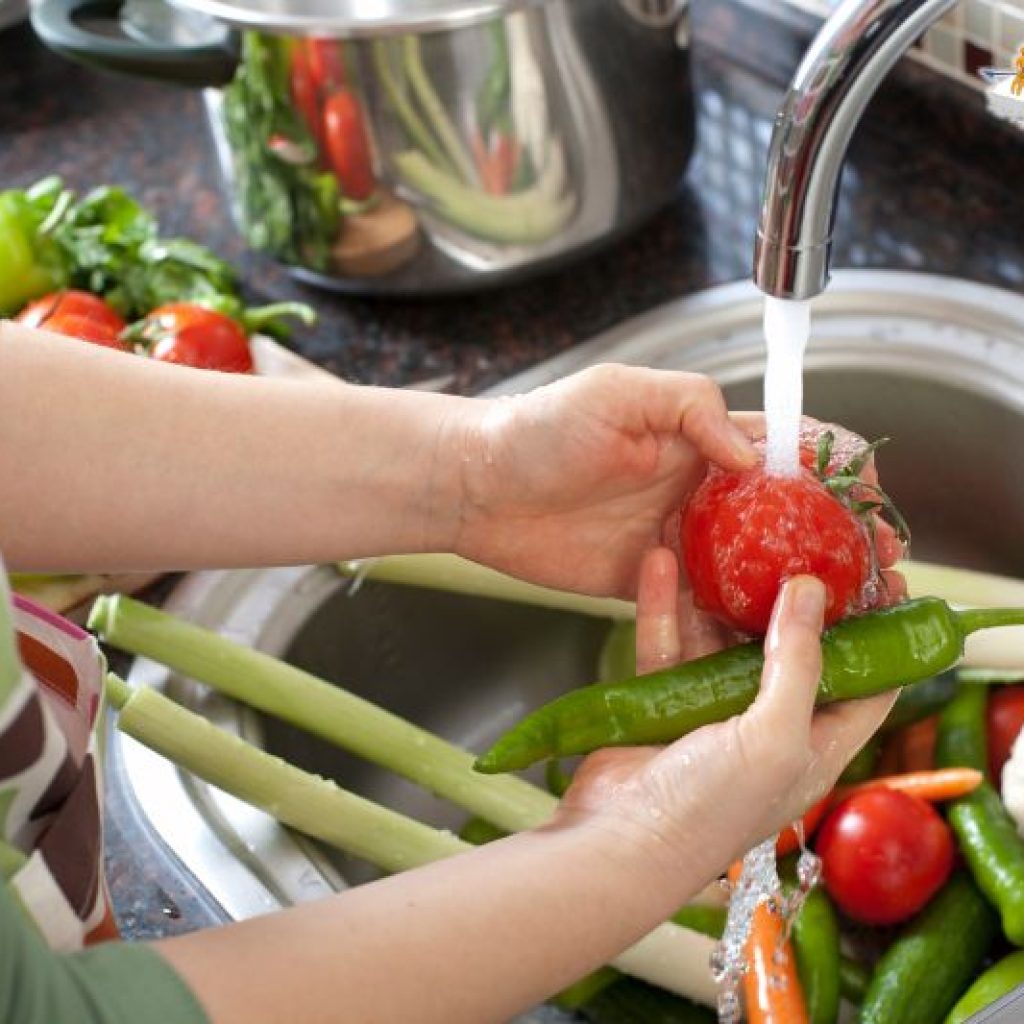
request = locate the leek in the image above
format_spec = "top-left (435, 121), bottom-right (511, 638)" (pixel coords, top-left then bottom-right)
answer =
top-left (103, 672), bottom-right (719, 1005)
top-left (106, 674), bottom-right (461, 873)
top-left (338, 554), bottom-right (634, 620)
top-left (89, 595), bottom-right (556, 835)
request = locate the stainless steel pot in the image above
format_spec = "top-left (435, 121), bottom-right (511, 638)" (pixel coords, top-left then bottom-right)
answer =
top-left (31, 0), bottom-right (695, 295)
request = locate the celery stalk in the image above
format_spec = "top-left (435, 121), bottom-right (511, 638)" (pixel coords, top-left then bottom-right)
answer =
top-left (401, 36), bottom-right (476, 186)
top-left (103, 671), bottom-right (719, 1005)
top-left (90, 594), bottom-right (557, 833)
top-left (393, 150), bottom-right (574, 244)
top-left (105, 674), bottom-right (461, 873)
top-left (339, 554), bottom-right (634, 620)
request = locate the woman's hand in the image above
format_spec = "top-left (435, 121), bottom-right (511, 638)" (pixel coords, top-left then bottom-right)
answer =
top-left (450, 364), bottom-right (758, 599)
top-left (449, 365), bottom-right (905, 605)
top-left (556, 555), bottom-right (897, 893)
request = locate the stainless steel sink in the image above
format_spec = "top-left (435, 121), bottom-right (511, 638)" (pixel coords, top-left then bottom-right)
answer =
top-left (116, 270), bottom-right (1024, 1003)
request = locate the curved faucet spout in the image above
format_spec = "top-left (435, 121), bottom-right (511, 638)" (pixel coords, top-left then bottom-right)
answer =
top-left (754, 0), bottom-right (958, 300)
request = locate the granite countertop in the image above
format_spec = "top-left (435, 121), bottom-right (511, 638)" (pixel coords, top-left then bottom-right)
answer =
top-left (2, 9), bottom-right (1023, 939)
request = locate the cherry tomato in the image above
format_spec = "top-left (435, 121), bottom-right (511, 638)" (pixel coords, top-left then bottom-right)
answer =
top-left (815, 788), bottom-right (954, 925)
top-left (18, 289), bottom-right (126, 334)
top-left (142, 303), bottom-right (253, 374)
top-left (40, 313), bottom-right (129, 351)
top-left (306, 38), bottom-right (346, 91)
top-left (323, 90), bottom-right (376, 201)
top-left (680, 458), bottom-right (872, 635)
top-left (290, 46), bottom-right (324, 153)
top-left (987, 684), bottom-right (1024, 783)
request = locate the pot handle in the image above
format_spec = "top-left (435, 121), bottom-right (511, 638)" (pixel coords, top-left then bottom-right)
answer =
top-left (31, 0), bottom-right (239, 88)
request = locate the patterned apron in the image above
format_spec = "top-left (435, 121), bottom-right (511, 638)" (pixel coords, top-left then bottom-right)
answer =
top-left (0, 565), bottom-right (117, 949)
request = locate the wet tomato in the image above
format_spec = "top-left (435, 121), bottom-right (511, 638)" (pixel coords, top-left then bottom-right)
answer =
top-left (18, 290), bottom-right (126, 334)
top-left (681, 459), bottom-right (872, 635)
top-left (815, 787), bottom-right (954, 925)
top-left (140, 303), bottom-right (253, 373)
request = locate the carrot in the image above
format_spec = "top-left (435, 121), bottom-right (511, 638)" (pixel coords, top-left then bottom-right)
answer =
top-left (776, 795), bottom-right (830, 857)
top-left (727, 864), bottom-right (810, 1024)
top-left (896, 715), bottom-right (938, 773)
top-left (833, 767), bottom-right (983, 805)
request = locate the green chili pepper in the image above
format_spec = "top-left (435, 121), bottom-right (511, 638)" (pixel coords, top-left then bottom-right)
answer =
top-left (935, 683), bottom-right (988, 773)
top-left (936, 686), bottom-right (1024, 945)
top-left (945, 949), bottom-right (1024, 1023)
top-left (791, 887), bottom-right (841, 1024)
top-left (475, 600), bottom-right (1024, 774)
top-left (860, 872), bottom-right (997, 1024)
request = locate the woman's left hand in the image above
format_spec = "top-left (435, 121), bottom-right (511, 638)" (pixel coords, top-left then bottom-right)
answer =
top-left (450, 364), bottom-right (758, 599)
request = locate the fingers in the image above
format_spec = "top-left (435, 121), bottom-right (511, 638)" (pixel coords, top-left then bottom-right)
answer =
top-left (810, 691), bottom-right (898, 777)
top-left (635, 547), bottom-right (682, 674)
top-left (750, 576), bottom-right (826, 732)
top-left (637, 371), bottom-right (757, 472)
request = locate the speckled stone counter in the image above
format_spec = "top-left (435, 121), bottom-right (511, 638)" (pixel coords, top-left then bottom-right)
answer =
top-left (2, 8), bottom-right (1023, 938)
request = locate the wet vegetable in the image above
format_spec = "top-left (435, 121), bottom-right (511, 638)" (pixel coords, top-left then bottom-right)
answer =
top-left (936, 685), bottom-right (1024, 945)
top-left (475, 600), bottom-right (1024, 774)
top-left (577, 977), bottom-right (715, 1024)
top-left (815, 788), bottom-right (954, 925)
top-left (791, 886), bottom-right (841, 1024)
top-left (859, 872), bottom-right (997, 1024)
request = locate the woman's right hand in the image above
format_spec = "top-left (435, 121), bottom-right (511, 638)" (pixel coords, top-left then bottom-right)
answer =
top-left (557, 551), bottom-right (897, 893)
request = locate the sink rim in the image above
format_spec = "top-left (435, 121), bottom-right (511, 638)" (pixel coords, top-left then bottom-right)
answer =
top-left (114, 268), bottom-right (1024, 923)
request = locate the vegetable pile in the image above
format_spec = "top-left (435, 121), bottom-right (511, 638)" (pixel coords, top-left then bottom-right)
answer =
top-left (0, 176), bottom-right (315, 372)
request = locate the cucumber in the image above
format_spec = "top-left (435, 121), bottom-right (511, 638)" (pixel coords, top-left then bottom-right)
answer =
top-left (946, 949), bottom-right (1024, 1023)
top-left (579, 977), bottom-right (715, 1024)
top-left (859, 873), bottom-right (997, 1024)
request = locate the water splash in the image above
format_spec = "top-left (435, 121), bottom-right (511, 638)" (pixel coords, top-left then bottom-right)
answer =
top-left (763, 297), bottom-right (811, 478)
top-left (711, 827), bottom-right (823, 1023)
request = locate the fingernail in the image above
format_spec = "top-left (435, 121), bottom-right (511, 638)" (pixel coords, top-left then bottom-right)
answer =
top-left (729, 425), bottom-right (758, 466)
top-left (789, 576), bottom-right (826, 625)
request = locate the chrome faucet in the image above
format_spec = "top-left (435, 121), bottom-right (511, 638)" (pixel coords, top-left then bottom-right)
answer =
top-left (753, 0), bottom-right (958, 300)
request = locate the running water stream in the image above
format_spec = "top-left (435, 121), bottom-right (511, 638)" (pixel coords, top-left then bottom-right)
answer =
top-left (710, 295), bottom-right (822, 1022)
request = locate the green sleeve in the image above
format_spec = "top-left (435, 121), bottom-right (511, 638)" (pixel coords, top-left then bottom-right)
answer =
top-left (0, 846), bottom-right (210, 1024)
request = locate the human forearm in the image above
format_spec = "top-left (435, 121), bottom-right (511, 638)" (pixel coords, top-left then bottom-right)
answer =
top-left (0, 323), bottom-right (471, 572)
top-left (156, 816), bottom-right (709, 1024)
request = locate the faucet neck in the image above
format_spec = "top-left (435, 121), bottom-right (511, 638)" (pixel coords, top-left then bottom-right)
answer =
top-left (754, 0), bottom-right (958, 300)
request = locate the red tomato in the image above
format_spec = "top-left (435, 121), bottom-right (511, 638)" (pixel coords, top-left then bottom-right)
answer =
top-left (306, 38), bottom-right (346, 91)
top-left (815, 788), bottom-right (954, 925)
top-left (987, 684), bottom-right (1024, 783)
top-left (776, 795), bottom-right (831, 857)
top-left (290, 46), bottom-right (324, 153)
top-left (41, 313), bottom-right (130, 351)
top-left (18, 290), bottom-right (126, 334)
top-left (323, 90), bottom-right (376, 201)
top-left (142, 304), bottom-right (253, 374)
top-left (680, 459), bottom-right (872, 635)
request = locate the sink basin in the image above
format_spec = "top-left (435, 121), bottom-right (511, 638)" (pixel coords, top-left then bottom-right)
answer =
top-left (116, 270), bottom-right (1024, 1003)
